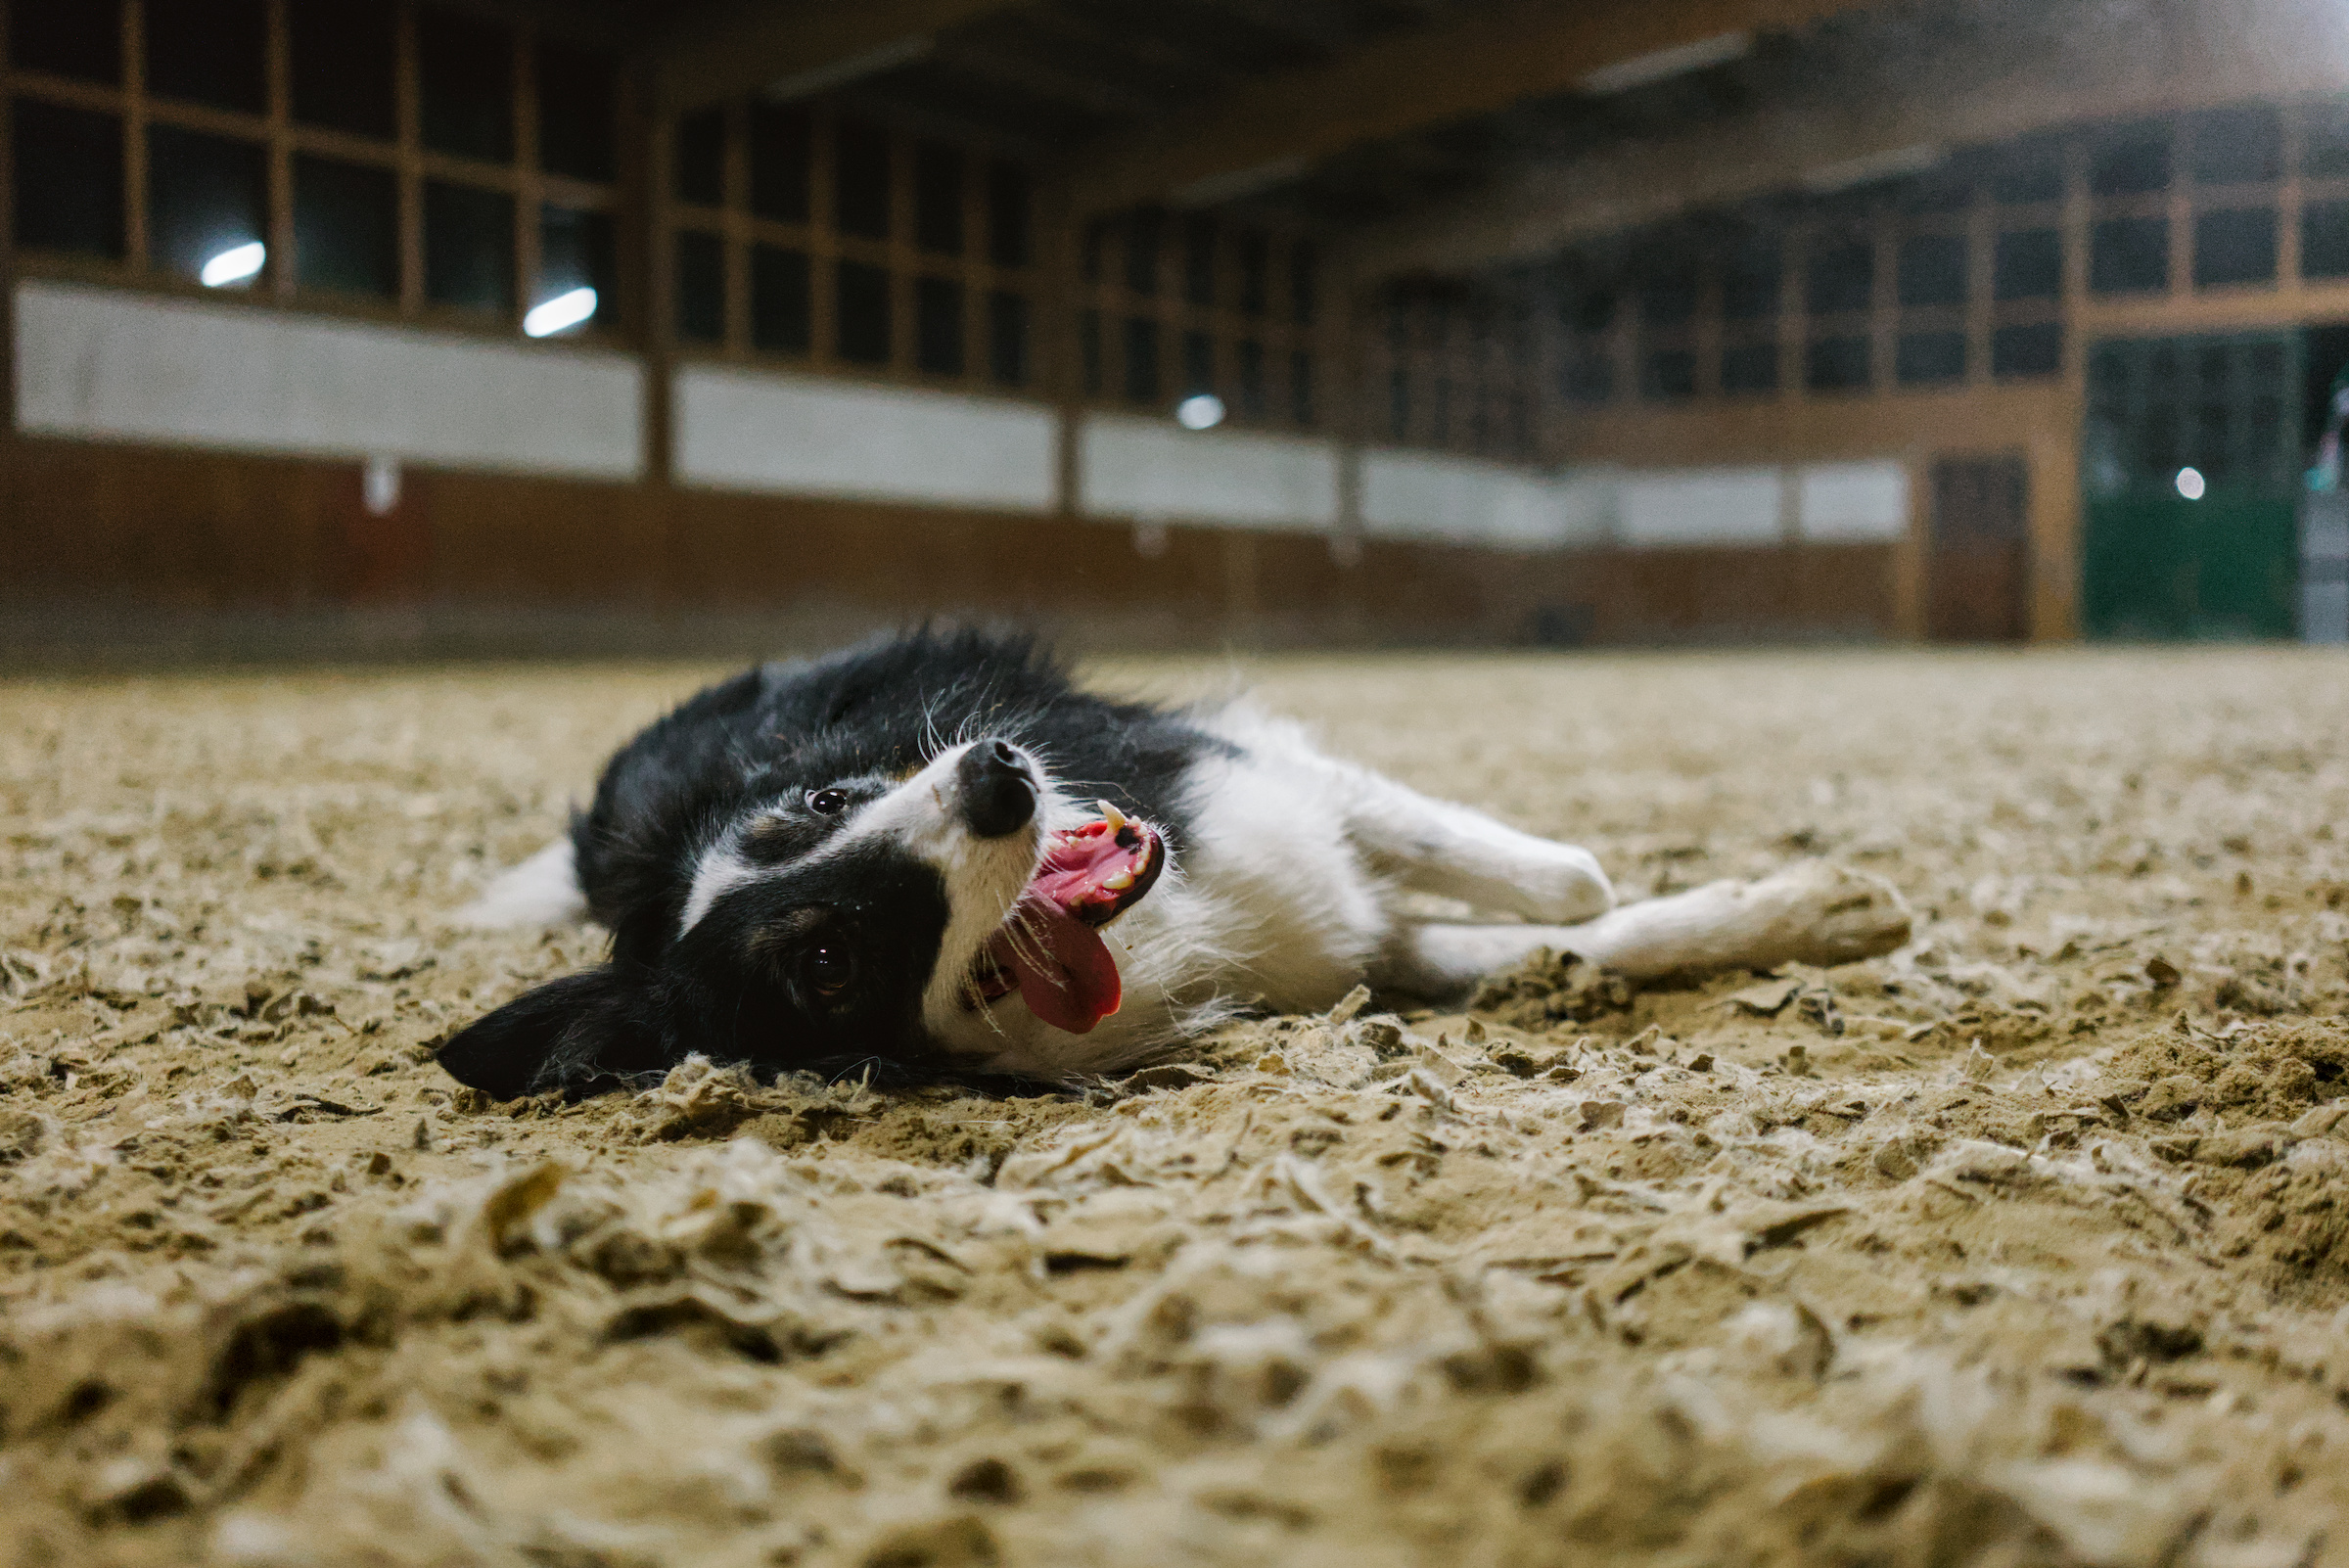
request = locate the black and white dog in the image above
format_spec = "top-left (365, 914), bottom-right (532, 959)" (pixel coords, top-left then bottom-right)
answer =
top-left (438, 627), bottom-right (1909, 1098)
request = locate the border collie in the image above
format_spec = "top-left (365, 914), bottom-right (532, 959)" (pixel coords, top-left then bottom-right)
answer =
top-left (438, 627), bottom-right (1910, 1098)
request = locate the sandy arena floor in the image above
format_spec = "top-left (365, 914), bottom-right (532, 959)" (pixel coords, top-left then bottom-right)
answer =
top-left (5, 646), bottom-right (2349, 1568)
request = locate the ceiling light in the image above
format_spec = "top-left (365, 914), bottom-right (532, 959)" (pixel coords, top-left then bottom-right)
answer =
top-left (2175, 466), bottom-right (2206, 500)
top-left (200, 241), bottom-right (265, 288)
top-left (1578, 31), bottom-right (1751, 95)
top-left (1175, 393), bottom-right (1225, 431)
top-left (524, 287), bottom-right (598, 339)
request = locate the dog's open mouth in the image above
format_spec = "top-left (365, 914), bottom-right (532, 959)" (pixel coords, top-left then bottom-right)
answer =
top-left (967, 804), bottom-right (1166, 1034)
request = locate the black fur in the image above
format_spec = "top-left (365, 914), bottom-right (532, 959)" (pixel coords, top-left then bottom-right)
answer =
top-left (438, 627), bottom-right (1220, 1098)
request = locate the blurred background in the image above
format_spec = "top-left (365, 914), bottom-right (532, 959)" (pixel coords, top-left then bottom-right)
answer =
top-left (4, 0), bottom-right (2348, 664)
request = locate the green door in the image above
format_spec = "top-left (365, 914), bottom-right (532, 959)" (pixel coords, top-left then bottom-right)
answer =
top-left (2082, 333), bottom-right (2300, 639)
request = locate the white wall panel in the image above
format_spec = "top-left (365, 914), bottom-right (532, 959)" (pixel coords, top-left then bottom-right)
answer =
top-left (1615, 467), bottom-right (1784, 545)
top-left (1361, 451), bottom-right (1610, 547)
top-left (1798, 461), bottom-right (1911, 542)
top-left (1081, 415), bottom-right (1338, 528)
top-left (676, 365), bottom-right (1057, 509)
top-left (16, 278), bottom-right (641, 478)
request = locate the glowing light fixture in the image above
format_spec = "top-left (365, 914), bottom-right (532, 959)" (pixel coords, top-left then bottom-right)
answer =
top-left (1175, 393), bottom-right (1225, 431)
top-left (524, 287), bottom-right (597, 338)
top-left (200, 241), bottom-right (265, 288)
top-left (2175, 466), bottom-right (2206, 500)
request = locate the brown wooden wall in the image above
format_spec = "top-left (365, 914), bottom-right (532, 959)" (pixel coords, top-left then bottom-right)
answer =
top-left (0, 436), bottom-right (1897, 652)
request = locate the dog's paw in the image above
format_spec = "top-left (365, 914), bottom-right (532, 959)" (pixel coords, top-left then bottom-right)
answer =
top-left (1504, 844), bottom-right (1616, 925)
top-left (1746, 862), bottom-right (1911, 965)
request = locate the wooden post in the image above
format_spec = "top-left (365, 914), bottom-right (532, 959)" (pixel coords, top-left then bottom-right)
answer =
top-left (264, 0), bottom-right (292, 300)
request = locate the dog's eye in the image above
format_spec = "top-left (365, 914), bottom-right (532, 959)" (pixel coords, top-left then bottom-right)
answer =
top-left (806, 788), bottom-right (851, 816)
top-left (806, 945), bottom-right (855, 998)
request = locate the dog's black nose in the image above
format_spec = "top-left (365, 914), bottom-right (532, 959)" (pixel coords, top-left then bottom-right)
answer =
top-left (957, 739), bottom-right (1036, 838)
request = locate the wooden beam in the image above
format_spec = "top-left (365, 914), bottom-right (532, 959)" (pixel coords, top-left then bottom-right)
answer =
top-left (1064, 0), bottom-right (1877, 216)
top-left (1346, 0), bottom-right (2344, 277)
top-left (653, 0), bottom-right (1028, 115)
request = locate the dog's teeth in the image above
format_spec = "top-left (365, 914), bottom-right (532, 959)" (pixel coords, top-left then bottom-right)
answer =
top-left (1102, 869), bottom-right (1134, 891)
top-left (1097, 800), bottom-right (1128, 832)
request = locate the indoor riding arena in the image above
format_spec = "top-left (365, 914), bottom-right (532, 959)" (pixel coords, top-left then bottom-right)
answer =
top-left (6, 2), bottom-right (2349, 1566)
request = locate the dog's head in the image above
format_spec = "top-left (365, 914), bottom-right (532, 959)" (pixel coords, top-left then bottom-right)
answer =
top-left (436, 738), bottom-right (1166, 1098)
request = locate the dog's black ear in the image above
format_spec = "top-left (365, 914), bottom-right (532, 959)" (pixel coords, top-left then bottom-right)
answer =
top-left (436, 967), bottom-right (672, 1099)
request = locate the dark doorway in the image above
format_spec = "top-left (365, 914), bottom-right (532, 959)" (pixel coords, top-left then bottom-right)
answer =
top-left (1927, 454), bottom-right (2031, 641)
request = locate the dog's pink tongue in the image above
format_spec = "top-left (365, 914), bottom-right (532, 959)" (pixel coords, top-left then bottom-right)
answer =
top-left (1000, 899), bottom-right (1122, 1034)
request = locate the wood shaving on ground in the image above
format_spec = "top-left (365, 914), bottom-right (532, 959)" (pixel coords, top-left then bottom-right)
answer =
top-left (4, 647), bottom-right (2349, 1567)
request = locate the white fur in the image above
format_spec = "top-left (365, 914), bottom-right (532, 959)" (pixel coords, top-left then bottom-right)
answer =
top-left (457, 838), bottom-right (587, 929)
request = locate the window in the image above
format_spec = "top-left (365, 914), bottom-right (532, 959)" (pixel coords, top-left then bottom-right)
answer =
top-left (987, 162), bottom-right (1031, 268)
top-left (1994, 229), bottom-right (2062, 300)
top-left (538, 206), bottom-right (614, 318)
top-left (675, 110), bottom-right (726, 207)
top-left (752, 247), bottom-right (812, 354)
top-left (1641, 348), bottom-right (1696, 401)
top-left (296, 157), bottom-right (397, 298)
top-left (1897, 234), bottom-right (1967, 308)
top-left (2188, 107), bottom-right (2280, 186)
top-left (1992, 321), bottom-right (2063, 379)
top-left (914, 142), bottom-right (963, 255)
top-left (1080, 311), bottom-right (1103, 395)
top-left (1639, 259), bottom-right (1698, 327)
top-left (663, 105), bottom-right (1036, 388)
top-left (1721, 343), bottom-right (1777, 394)
top-left (2192, 208), bottom-right (2277, 289)
top-left (2091, 125), bottom-right (2171, 196)
top-left (675, 231), bottom-right (725, 343)
top-left (988, 292), bottom-right (1029, 387)
top-left (1806, 334), bottom-right (1871, 392)
top-left (12, 101), bottom-right (123, 257)
top-left (418, 8), bottom-right (514, 162)
top-left (916, 277), bottom-right (964, 375)
top-left (148, 125), bottom-right (267, 285)
top-left (1237, 232), bottom-right (1269, 316)
top-left (751, 107), bottom-right (812, 224)
top-left (1181, 329), bottom-right (1215, 395)
top-left (1722, 242), bottom-right (1780, 319)
top-left (1125, 209), bottom-right (1163, 297)
top-left (1237, 340), bottom-right (1267, 420)
top-left (1182, 215), bottom-right (1217, 307)
top-left (10, 5), bottom-right (121, 82)
top-left (10, 4), bottom-right (621, 344)
top-left (290, 2), bottom-right (395, 139)
top-left (2305, 104), bottom-right (2349, 179)
top-left (146, 0), bottom-right (266, 114)
top-left (425, 182), bottom-right (514, 312)
top-left (837, 260), bottom-right (893, 363)
top-left (1990, 139), bottom-right (2064, 204)
top-left (2091, 215), bottom-right (2170, 294)
top-left (835, 121), bottom-right (892, 239)
top-left (537, 41), bottom-right (616, 183)
top-left (1561, 349), bottom-right (1614, 404)
top-left (1897, 331), bottom-right (1966, 386)
top-left (1807, 238), bottom-right (1874, 315)
top-left (1124, 316), bottom-right (1161, 402)
top-left (2303, 201), bottom-right (2349, 277)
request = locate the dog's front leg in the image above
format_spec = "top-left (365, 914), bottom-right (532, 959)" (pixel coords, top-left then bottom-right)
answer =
top-left (1372, 861), bottom-right (1910, 997)
top-left (1311, 758), bottom-right (1615, 923)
